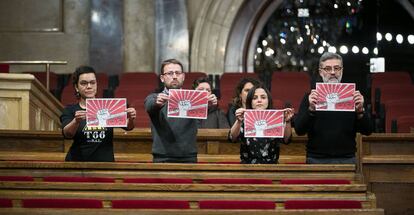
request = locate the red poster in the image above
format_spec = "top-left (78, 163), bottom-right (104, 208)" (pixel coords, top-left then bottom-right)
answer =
top-left (244, 109), bottom-right (285, 138)
top-left (168, 89), bottom-right (209, 119)
top-left (86, 98), bottom-right (127, 127)
top-left (316, 83), bottom-right (355, 112)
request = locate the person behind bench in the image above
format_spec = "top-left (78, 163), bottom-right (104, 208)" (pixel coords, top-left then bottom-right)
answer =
top-left (145, 59), bottom-right (217, 163)
top-left (294, 52), bottom-right (372, 164)
top-left (61, 66), bottom-right (136, 162)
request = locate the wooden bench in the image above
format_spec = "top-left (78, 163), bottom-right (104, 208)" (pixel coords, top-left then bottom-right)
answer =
top-left (0, 129), bottom-right (307, 156)
top-left (0, 208), bottom-right (385, 215)
top-left (0, 151), bottom-right (306, 164)
top-left (0, 182), bottom-right (376, 209)
top-left (0, 162), bottom-right (360, 182)
top-left (361, 133), bottom-right (414, 215)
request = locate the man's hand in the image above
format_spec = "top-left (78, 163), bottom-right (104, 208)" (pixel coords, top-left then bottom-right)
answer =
top-left (126, 108), bottom-right (136, 119)
top-left (354, 90), bottom-right (364, 113)
top-left (156, 93), bottom-right (169, 107)
top-left (308, 89), bottom-right (318, 112)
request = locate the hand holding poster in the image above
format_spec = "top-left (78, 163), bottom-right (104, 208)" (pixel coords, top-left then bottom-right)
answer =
top-left (315, 83), bottom-right (355, 111)
top-left (168, 89), bottom-right (208, 119)
top-left (86, 98), bottom-right (127, 127)
top-left (244, 109), bottom-right (285, 138)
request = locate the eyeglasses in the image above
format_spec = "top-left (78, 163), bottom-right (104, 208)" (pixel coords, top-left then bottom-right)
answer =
top-left (79, 80), bottom-right (97, 87)
top-left (162, 71), bottom-right (184, 77)
top-left (320, 66), bottom-right (343, 73)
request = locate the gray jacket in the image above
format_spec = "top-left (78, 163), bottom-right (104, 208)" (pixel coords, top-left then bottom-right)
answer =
top-left (144, 89), bottom-right (198, 161)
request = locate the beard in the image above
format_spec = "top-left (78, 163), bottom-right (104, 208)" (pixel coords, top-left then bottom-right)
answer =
top-left (322, 74), bottom-right (342, 83)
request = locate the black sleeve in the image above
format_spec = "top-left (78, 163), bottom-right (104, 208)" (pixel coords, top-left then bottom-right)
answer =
top-left (293, 94), bottom-right (314, 136)
top-left (217, 109), bottom-right (230, 129)
top-left (60, 106), bottom-right (75, 129)
top-left (227, 105), bottom-right (236, 127)
top-left (356, 108), bottom-right (373, 136)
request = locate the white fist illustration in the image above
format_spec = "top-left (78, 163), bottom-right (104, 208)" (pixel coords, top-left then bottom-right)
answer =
top-left (254, 119), bottom-right (268, 137)
top-left (97, 109), bottom-right (110, 127)
top-left (326, 93), bottom-right (339, 110)
top-left (178, 100), bottom-right (192, 117)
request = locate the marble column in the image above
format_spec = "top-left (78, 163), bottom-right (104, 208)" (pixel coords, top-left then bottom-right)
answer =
top-left (90, 0), bottom-right (123, 75)
top-left (154, 0), bottom-right (189, 73)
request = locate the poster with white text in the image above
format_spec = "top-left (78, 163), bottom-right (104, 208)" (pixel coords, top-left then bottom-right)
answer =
top-left (315, 83), bottom-right (355, 112)
top-left (86, 98), bottom-right (127, 127)
top-left (244, 109), bottom-right (285, 138)
top-left (168, 89), bottom-right (208, 119)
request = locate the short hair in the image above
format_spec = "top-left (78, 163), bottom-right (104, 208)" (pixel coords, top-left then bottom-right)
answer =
top-left (232, 77), bottom-right (262, 108)
top-left (192, 76), bottom-right (211, 89)
top-left (72, 65), bottom-right (96, 88)
top-left (319, 52), bottom-right (343, 67)
top-left (160, 59), bottom-right (184, 75)
top-left (245, 85), bottom-right (273, 109)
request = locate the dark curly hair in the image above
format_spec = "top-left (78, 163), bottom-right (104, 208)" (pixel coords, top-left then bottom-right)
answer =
top-left (232, 77), bottom-right (262, 108)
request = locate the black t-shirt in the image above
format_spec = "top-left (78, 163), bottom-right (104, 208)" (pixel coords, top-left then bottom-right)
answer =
top-left (60, 104), bottom-right (114, 162)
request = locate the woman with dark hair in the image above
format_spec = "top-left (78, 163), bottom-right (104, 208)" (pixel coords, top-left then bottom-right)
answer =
top-left (229, 86), bottom-right (294, 164)
top-left (60, 66), bottom-right (136, 162)
top-left (193, 77), bottom-right (229, 128)
top-left (227, 77), bottom-right (262, 126)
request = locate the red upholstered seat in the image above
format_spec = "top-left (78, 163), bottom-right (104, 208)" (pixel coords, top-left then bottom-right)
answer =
top-left (182, 72), bottom-right (208, 89)
top-left (0, 199), bottom-right (12, 208)
top-left (202, 178), bottom-right (273, 184)
top-left (111, 200), bottom-right (190, 209)
top-left (219, 73), bottom-right (259, 113)
top-left (396, 115), bottom-right (414, 133)
top-left (43, 176), bottom-right (115, 183)
top-left (123, 178), bottom-right (193, 184)
top-left (22, 199), bottom-right (103, 208)
top-left (384, 99), bottom-right (414, 132)
top-left (370, 71), bottom-right (412, 112)
top-left (280, 179), bottom-right (351, 184)
top-left (199, 200), bottom-right (275, 210)
top-left (284, 200), bottom-right (362, 209)
top-left (129, 99), bottom-right (151, 128)
top-left (0, 176), bottom-right (34, 182)
top-left (0, 64), bottom-right (9, 73)
top-left (271, 72), bottom-right (311, 113)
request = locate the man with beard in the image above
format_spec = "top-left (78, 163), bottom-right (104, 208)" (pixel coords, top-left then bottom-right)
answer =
top-left (294, 52), bottom-right (372, 164)
top-left (145, 59), bottom-right (217, 163)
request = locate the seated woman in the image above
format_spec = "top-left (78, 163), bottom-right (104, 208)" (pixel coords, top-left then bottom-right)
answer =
top-left (60, 66), bottom-right (136, 162)
top-left (227, 77), bottom-right (262, 126)
top-left (193, 77), bottom-right (229, 129)
top-left (229, 86), bottom-right (294, 164)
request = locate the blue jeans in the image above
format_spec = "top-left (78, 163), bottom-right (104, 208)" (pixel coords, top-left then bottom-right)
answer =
top-left (306, 156), bottom-right (356, 164)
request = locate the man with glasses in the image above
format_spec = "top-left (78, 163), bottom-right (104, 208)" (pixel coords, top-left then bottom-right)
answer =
top-left (145, 59), bottom-right (216, 163)
top-left (294, 52), bottom-right (372, 164)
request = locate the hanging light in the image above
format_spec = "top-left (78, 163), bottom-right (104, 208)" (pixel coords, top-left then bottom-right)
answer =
top-left (351, 46), bottom-right (359, 54)
top-left (385, 33), bottom-right (392, 41)
top-left (340, 45), bottom-right (348, 54)
top-left (362, 47), bottom-right (369, 54)
top-left (376, 32), bottom-right (382, 41)
top-left (408, 35), bottom-right (414, 44)
top-left (396, 34), bottom-right (403, 44)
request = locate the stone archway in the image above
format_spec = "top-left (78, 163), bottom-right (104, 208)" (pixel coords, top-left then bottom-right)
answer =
top-left (190, 0), bottom-right (283, 74)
